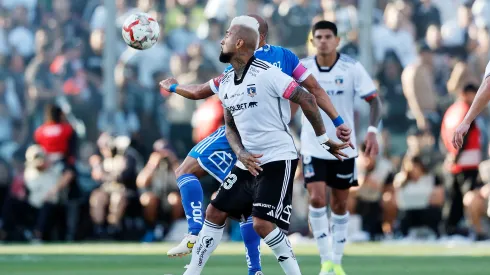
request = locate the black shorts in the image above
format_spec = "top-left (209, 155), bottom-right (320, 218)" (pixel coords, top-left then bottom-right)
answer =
top-left (211, 159), bottom-right (298, 232)
top-left (302, 156), bottom-right (358, 190)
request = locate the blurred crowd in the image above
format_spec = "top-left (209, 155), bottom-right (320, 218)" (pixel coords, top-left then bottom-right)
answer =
top-left (0, 0), bottom-right (490, 243)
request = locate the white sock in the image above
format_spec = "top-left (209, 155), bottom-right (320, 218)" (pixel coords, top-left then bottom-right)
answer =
top-left (331, 212), bottom-right (349, 265)
top-left (184, 220), bottom-right (225, 275)
top-left (264, 228), bottom-right (302, 275)
top-left (308, 205), bottom-right (330, 263)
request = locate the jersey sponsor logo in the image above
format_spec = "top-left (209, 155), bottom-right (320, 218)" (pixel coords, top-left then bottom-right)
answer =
top-left (225, 102), bottom-right (258, 113)
top-left (326, 90), bottom-right (344, 96)
top-left (272, 61), bottom-right (282, 70)
top-left (335, 76), bottom-right (344, 85)
top-left (208, 151), bottom-right (234, 173)
top-left (247, 84), bottom-right (257, 97)
top-left (267, 210), bottom-right (275, 217)
top-left (253, 203), bottom-right (275, 209)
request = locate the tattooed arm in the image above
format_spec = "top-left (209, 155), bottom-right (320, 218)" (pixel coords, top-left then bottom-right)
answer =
top-left (225, 109), bottom-right (263, 176)
top-left (288, 86), bottom-right (326, 136)
top-left (224, 109), bottom-right (245, 155)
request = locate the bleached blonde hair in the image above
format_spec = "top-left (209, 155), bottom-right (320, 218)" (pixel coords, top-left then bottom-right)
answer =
top-left (230, 16), bottom-right (260, 49)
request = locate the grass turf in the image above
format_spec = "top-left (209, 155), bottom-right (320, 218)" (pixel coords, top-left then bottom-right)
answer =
top-left (0, 243), bottom-right (489, 275)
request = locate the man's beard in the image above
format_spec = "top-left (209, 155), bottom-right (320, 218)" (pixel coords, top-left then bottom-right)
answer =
top-left (219, 51), bottom-right (233, 63)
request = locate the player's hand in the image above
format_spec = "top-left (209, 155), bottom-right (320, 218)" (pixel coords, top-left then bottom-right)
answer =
top-left (159, 77), bottom-right (178, 92)
top-left (364, 132), bottom-right (379, 158)
top-left (336, 124), bottom-right (355, 149)
top-left (322, 140), bottom-right (350, 161)
top-left (453, 122), bottom-right (470, 149)
top-left (238, 149), bottom-right (263, 176)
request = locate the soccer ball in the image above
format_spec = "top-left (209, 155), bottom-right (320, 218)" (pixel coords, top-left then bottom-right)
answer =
top-left (122, 13), bottom-right (160, 50)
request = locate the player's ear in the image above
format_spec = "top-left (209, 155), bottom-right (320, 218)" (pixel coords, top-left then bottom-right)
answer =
top-left (236, 38), bottom-right (244, 49)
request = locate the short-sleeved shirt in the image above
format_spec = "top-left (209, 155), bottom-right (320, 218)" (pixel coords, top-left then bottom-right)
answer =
top-left (300, 53), bottom-right (377, 160)
top-left (218, 57), bottom-right (298, 168)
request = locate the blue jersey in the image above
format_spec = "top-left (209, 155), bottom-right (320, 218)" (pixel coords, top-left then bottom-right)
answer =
top-left (209, 44), bottom-right (310, 93)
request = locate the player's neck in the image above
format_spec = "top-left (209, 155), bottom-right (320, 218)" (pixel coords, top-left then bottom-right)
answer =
top-left (316, 52), bottom-right (338, 68)
top-left (231, 52), bottom-right (253, 80)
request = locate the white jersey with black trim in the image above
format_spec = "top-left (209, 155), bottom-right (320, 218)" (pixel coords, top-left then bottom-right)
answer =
top-left (219, 57), bottom-right (299, 169)
top-left (300, 53), bottom-right (377, 160)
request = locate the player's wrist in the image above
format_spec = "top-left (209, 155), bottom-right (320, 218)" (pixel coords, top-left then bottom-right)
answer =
top-left (367, 126), bottom-right (378, 134)
top-left (169, 83), bottom-right (179, 93)
top-left (316, 133), bottom-right (329, 144)
top-left (332, 115), bottom-right (344, 127)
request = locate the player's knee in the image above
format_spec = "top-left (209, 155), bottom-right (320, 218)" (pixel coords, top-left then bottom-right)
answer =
top-left (331, 198), bottom-right (348, 214)
top-left (175, 157), bottom-right (204, 179)
top-left (252, 218), bottom-right (274, 238)
top-left (205, 204), bottom-right (227, 225)
top-left (309, 192), bottom-right (327, 208)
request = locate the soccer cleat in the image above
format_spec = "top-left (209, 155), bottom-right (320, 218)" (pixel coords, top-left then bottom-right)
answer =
top-left (254, 272), bottom-right (264, 275)
top-left (333, 264), bottom-right (347, 275)
top-left (319, 260), bottom-right (334, 275)
top-left (167, 234), bottom-right (198, 257)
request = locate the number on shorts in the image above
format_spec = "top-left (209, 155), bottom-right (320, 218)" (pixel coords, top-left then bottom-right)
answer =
top-left (223, 173), bottom-right (237, 190)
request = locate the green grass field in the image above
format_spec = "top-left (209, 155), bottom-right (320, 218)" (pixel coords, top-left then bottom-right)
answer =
top-left (0, 242), bottom-right (489, 275)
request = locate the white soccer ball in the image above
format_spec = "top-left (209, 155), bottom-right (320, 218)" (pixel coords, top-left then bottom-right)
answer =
top-left (122, 13), bottom-right (160, 50)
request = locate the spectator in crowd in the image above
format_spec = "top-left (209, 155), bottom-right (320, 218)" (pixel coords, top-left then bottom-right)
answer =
top-left (463, 160), bottom-right (490, 241)
top-left (441, 83), bottom-right (486, 236)
top-left (412, 0), bottom-right (441, 41)
top-left (349, 143), bottom-right (396, 240)
top-left (34, 104), bottom-right (77, 164)
top-left (402, 43), bottom-right (439, 133)
top-left (89, 134), bottom-right (139, 239)
top-left (136, 139), bottom-right (181, 242)
top-left (25, 43), bottom-right (60, 129)
top-left (394, 154), bottom-right (444, 238)
top-left (1, 145), bottom-right (73, 241)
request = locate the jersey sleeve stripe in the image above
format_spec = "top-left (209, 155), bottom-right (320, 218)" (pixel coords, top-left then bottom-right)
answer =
top-left (361, 90), bottom-right (378, 101)
top-left (208, 79), bottom-right (219, 94)
top-left (283, 81), bottom-right (299, 99)
top-left (253, 60), bottom-right (270, 68)
top-left (252, 63), bottom-right (269, 70)
top-left (292, 63), bottom-right (309, 82)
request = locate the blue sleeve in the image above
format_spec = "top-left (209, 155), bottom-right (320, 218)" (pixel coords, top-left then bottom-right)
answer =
top-left (283, 48), bottom-right (301, 76)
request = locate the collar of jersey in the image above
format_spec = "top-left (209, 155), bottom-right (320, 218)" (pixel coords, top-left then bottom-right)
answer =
top-left (234, 56), bottom-right (256, 85)
top-left (255, 44), bottom-right (270, 52)
top-left (315, 52), bottom-right (340, 73)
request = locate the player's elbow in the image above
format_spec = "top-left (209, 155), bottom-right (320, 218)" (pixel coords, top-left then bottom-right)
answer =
top-left (299, 92), bottom-right (318, 110)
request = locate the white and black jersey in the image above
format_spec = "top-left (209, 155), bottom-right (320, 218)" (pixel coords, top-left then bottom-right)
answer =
top-left (218, 57), bottom-right (299, 169)
top-left (300, 53), bottom-right (377, 160)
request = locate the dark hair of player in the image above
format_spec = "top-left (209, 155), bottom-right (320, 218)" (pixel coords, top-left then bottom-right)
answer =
top-left (463, 83), bottom-right (478, 94)
top-left (312, 20), bottom-right (338, 37)
top-left (45, 104), bottom-right (63, 123)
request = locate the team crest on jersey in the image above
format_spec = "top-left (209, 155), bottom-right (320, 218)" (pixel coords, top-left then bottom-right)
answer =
top-left (335, 76), bottom-right (344, 86)
top-left (247, 84), bottom-right (257, 97)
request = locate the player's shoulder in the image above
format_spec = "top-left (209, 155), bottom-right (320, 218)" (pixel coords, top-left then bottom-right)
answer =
top-left (338, 53), bottom-right (358, 66)
top-left (300, 55), bottom-right (316, 65)
top-left (251, 58), bottom-right (274, 71)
